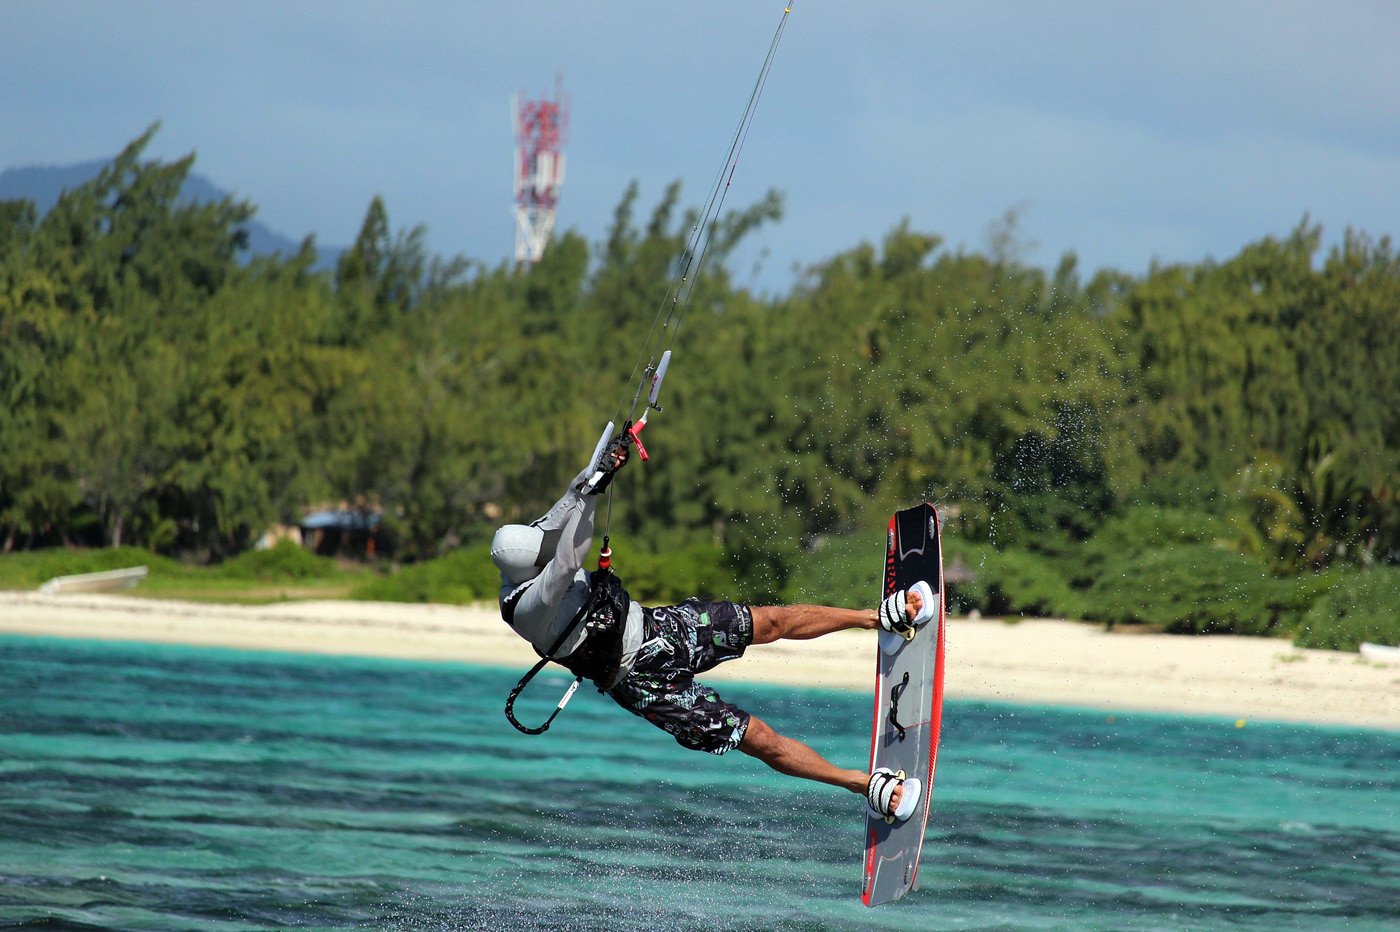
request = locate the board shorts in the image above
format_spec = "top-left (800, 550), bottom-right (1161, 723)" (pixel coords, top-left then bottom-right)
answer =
top-left (606, 599), bottom-right (754, 755)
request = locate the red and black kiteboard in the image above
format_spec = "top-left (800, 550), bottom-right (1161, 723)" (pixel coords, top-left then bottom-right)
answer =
top-left (861, 503), bottom-right (946, 907)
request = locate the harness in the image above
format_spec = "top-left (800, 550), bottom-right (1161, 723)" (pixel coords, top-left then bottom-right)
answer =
top-left (503, 551), bottom-right (632, 735)
top-left (556, 570), bottom-right (630, 685)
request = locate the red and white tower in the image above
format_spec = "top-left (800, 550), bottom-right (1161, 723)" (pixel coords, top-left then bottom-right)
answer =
top-left (511, 77), bottom-right (569, 269)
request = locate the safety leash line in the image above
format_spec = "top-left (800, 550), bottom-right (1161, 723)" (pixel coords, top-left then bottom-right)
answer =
top-left (610, 2), bottom-right (796, 431)
top-left (597, 3), bottom-right (796, 542)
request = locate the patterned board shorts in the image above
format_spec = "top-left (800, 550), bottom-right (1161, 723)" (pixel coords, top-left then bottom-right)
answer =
top-left (606, 599), bottom-right (754, 755)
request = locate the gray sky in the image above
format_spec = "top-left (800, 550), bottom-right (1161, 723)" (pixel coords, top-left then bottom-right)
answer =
top-left (5, 1), bottom-right (1398, 293)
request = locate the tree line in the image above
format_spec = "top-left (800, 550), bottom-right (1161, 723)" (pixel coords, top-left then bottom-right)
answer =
top-left (1, 129), bottom-right (1396, 610)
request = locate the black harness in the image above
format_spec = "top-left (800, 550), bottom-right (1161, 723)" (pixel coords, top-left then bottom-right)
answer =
top-left (503, 569), bottom-right (632, 735)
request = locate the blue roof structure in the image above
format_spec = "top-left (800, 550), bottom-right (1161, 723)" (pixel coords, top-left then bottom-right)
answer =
top-left (300, 510), bottom-right (380, 532)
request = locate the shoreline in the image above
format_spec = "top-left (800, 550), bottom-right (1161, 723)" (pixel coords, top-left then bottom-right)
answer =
top-left (4, 591), bottom-right (1397, 731)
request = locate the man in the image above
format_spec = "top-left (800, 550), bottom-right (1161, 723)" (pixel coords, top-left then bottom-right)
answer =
top-left (492, 440), bottom-right (935, 821)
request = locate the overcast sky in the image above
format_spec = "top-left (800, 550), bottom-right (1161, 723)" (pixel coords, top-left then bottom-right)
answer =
top-left (5, 1), bottom-right (1398, 293)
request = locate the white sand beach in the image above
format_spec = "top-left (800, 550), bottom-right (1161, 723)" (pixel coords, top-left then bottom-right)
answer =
top-left (2, 592), bottom-right (1396, 730)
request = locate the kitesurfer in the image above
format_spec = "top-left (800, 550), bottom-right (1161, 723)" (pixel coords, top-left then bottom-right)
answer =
top-left (492, 439), bottom-right (934, 821)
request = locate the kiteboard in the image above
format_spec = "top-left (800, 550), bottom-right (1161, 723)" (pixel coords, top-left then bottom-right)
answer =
top-left (861, 502), bottom-right (946, 907)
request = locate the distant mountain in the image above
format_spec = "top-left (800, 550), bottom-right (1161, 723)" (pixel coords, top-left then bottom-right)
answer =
top-left (0, 159), bottom-right (342, 270)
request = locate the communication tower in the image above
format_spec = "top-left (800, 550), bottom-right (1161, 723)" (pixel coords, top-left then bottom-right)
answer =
top-left (511, 77), bottom-right (569, 269)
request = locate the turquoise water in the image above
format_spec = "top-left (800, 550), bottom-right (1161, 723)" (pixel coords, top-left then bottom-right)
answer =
top-left (1, 635), bottom-right (1396, 931)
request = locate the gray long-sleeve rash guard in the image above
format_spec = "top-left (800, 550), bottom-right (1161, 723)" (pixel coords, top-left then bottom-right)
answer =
top-left (498, 464), bottom-right (644, 687)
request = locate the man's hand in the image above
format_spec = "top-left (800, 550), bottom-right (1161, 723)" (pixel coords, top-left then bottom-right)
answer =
top-left (581, 434), bottom-right (632, 495)
top-left (604, 437), bottom-right (631, 473)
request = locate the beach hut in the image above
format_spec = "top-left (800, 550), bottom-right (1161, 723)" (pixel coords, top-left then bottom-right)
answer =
top-left (300, 507), bottom-right (382, 558)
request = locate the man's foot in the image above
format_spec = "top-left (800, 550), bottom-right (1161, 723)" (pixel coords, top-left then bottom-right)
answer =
top-left (878, 581), bottom-right (935, 635)
top-left (877, 581), bottom-right (935, 653)
top-left (867, 767), bottom-right (922, 822)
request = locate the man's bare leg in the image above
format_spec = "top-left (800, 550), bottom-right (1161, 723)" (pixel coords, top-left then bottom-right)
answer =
top-left (750, 588), bottom-right (925, 645)
top-left (742, 590), bottom-right (927, 810)
top-left (738, 715), bottom-right (904, 810)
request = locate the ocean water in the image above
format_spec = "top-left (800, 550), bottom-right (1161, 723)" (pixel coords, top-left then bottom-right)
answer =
top-left (1, 635), bottom-right (1396, 931)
